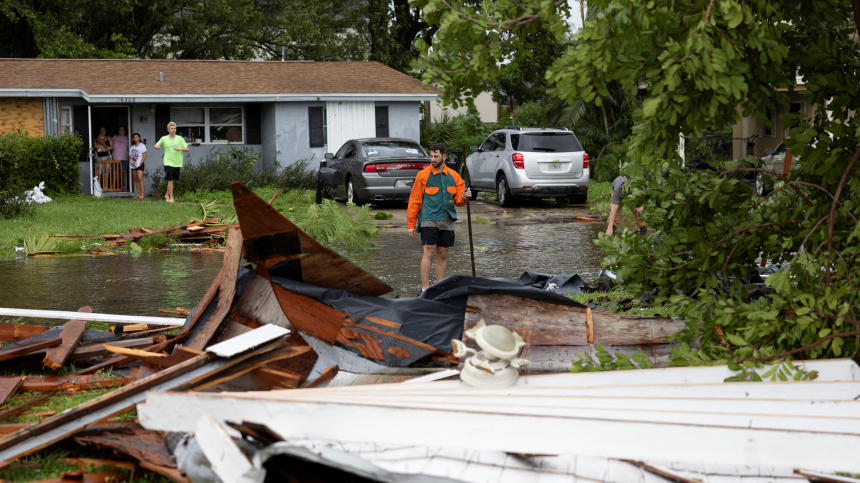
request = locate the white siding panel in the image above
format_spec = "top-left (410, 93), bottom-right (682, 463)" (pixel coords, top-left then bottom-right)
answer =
top-left (326, 101), bottom-right (375, 152)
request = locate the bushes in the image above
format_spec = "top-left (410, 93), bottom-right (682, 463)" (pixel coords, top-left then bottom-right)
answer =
top-left (0, 132), bottom-right (82, 219)
top-left (146, 146), bottom-right (317, 196)
top-left (421, 108), bottom-right (494, 152)
top-left (0, 133), bottom-right (81, 194)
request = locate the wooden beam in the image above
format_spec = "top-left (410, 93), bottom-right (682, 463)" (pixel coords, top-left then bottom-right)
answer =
top-left (43, 306), bottom-right (91, 370)
top-left (0, 309), bottom-right (182, 326)
top-left (0, 393), bottom-right (53, 423)
top-left (0, 377), bottom-right (24, 406)
top-left (21, 375), bottom-right (132, 393)
top-left (185, 227), bottom-right (244, 350)
top-left (0, 322), bottom-right (50, 342)
top-left (301, 365), bottom-right (339, 388)
top-left (0, 338), bottom-right (61, 362)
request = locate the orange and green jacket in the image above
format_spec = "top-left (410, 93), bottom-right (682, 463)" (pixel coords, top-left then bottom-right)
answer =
top-left (407, 164), bottom-right (467, 230)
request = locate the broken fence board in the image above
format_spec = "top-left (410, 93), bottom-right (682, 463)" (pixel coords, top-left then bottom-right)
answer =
top-left (21, 375), bottom-right (133, 393)
top-left (186, 227), bottom-right (244, 350)
top-left (0, 377), bottom-right (24, 406)
top-left (74, 425), bottom-right (176, 468)
top-left (0, 322), bottom-right (50, 342)
top-left (43, 307), bottom-right (90, 370)
top-left (0, 308), bottom-right (183, 326)
top-left (0, 338), bottom-right (61, 362)
top-left (0, 393), bottom-right (53, 423)
top-left (139, 391), bottom-right (860, 474)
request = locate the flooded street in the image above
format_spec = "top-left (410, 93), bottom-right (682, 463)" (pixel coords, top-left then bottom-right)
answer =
top-left (352, 221), bottom-right (606, 295)
top-left (0, 214), bottom-right (607, 317)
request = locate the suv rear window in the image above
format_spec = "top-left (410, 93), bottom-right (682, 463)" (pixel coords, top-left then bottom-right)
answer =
top-left (510, 133), bottom-right (583, 153)
top-left (360, 141), bottom-right (427, 158)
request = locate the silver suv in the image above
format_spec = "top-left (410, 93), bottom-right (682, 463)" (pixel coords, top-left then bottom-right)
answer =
top-left (463, 127), bottom-right (590, 207)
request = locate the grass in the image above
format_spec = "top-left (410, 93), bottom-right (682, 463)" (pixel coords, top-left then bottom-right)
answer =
top-left (0, 450), bottom-right (172, 482)
top-left (0, 187), bottom-right (317, 258)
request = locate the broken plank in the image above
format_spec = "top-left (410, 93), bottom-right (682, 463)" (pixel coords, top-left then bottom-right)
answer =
top-left (0, 322), bottom-right (50, 342)
top-left (0, 377), bottom-right (24, 406)
top-left (0, 423), bottom-right (32, 436)
top-left (271, 283), bottom-right (345, 344)
top-left (0, 338), bottom-right (61, 362)
top-left (74, 424), bottom-right (176, 468)
top-left (185, 227), bottom-right (244, 350)
top-left (68, 337), bottom-right (166, 362)
top-left (0, 393), bottom-right (53, 423)
top-left (248, 366), bottom-right (301, 390)
top-left (61, 458), bottom-right (136, 471)
top-left (0, 335), bottom-right (289, 462)
top-left (42, 307), bottom-right (91, 370)
top-left (71, 340), bottom-right (174, 376)
top-left (194, 415), bottom-right (255, 483)
top-left (301, 365), bottom-right (339, 388)
top-left (22, 375), bottom-right (133, 393)
top-left (183, 343), bottom-right (312, 392)
top-left (206, 323), bottom-right (290, 358)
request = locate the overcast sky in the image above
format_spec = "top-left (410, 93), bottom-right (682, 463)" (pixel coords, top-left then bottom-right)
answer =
top-left (567, 1), bottom-right (585, 33)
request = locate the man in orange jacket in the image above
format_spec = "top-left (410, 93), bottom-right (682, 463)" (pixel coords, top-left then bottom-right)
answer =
top-left (407, 143), bottom-right (472, 292)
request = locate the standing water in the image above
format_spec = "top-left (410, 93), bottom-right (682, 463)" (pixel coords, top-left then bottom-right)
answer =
top-left (0, 222), bottom-right (606, 318)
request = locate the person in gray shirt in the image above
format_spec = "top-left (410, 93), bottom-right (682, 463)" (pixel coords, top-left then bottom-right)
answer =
top-left (605, 176), bottom-right (646, 235)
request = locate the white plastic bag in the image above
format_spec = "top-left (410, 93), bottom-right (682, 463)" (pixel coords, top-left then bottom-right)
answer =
top-left (93, 177), bottom-right (103, 198)
top-left (23, 181), bottom-right (52, 204)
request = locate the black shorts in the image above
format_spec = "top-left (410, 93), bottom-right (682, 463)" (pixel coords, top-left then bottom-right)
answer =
top-left (132, 163), bottom-right (145, 172)
top-left (164, 166), bottom-right (181, 181)
top-left (421, 227), bottom-right (454, 248)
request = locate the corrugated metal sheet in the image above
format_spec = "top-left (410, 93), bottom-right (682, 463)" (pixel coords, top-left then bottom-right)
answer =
top-left (326, 101), bottom-right (375, 152)
top-left (42, 97), bottom-right (60, 136)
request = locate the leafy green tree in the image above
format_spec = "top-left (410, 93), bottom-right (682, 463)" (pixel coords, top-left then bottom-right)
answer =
top-left (0, 0), bottom-right (370, 61)
top-left (367, 0), bottom-right (439, 72)
top-left (493, 25), bottom-right (568, 109)
top-left (415, 0), bottom-right (860, 373)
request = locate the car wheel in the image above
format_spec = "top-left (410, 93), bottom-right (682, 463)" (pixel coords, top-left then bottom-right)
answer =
top-left (346, 178), bottom-right (363, 205)
top-left (463, 169), bottom-right (478, 201)
top-left (755, 172), bottom-right (770, 197)
top-left (568, 193), bottom-right (588, 204)
top-left (496, 174), bottom-right (514, 207)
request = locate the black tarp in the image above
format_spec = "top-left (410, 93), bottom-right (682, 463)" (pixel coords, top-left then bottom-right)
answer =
top-left (516, 271), bottom-right (586, 295)
top-left (185, 269), bottom-right (586, 363)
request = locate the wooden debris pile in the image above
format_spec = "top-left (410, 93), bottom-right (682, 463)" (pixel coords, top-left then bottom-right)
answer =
top-left (53, 216), bottom-right (233, 250)
top-left (0, 181), bottom-right (705, 481)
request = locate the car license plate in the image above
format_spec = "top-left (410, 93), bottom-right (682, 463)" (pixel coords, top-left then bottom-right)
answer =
top-left (395, 179), bottom-right (413, 188)
top-left (548, 162), bottom-right (562, 171)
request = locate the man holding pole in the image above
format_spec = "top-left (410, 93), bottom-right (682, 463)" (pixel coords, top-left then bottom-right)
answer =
top-left (407, 143), bottom-right (472, 292)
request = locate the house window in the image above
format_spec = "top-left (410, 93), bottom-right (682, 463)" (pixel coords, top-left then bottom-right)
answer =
top-left (309, 106), bottom-right (327, 147)
top-left (375, 106), bottom-right (389, 137)
top-left (60, 106), bottom-right (73, 135)
top-left (170, 106), bottom-right (244, 144)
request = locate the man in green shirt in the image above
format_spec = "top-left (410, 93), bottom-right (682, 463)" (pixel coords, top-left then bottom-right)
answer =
top-left (153, 122), bottom-right (189, 203)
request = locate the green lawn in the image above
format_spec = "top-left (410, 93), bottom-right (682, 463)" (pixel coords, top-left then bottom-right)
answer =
top-left (0, 187), bottom-right (316, 257)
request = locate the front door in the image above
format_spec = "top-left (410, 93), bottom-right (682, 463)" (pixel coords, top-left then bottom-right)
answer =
top-left (91, 106), bottom-right (132, 193)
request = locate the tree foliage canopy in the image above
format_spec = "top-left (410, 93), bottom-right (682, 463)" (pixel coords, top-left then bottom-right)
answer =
top-left (416, 0), bottom-right (860, 373)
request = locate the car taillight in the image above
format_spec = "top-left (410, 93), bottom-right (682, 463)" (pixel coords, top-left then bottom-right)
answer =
top-left (512, 153), bottom-right (524, 169)
top-left (583, 153), bottom-right (589, 169)
top-left (365, 162), bottom-right (429, 173)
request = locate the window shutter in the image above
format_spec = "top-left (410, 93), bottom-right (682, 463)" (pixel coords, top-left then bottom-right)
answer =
top-left (72, 106), bottom-right (90, 162)
top-left (375, 106), bottom-right (389, 138)
top-left (245, 104), bottom-right (262, 145)
top-left (309, 107), bottom-right (324, 147)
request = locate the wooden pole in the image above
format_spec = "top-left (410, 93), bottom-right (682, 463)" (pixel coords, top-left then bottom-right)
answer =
top-left (466, 180), bottom-right (476, 278)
